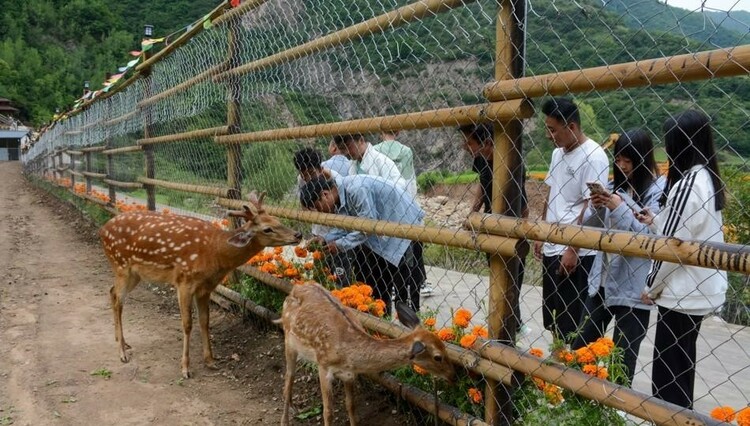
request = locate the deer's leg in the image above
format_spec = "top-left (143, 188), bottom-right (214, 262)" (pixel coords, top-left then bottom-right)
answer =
top-left (344, 380), bottom-right (357, 426)
top-left (281, 344), bottom-right (298, 426)
top-left (318, 366), bottom-right (334, 426)
top-left (177, 285), bottom-right (194, 379)
top-left (195, 291), bottom-right (216, 369)
top-left (111, 269), bottom-right (139, 362)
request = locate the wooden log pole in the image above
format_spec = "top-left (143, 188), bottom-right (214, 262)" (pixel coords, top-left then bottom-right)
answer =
top-left (137, 126), bottom-right (230, 146)
top-left (215, 99), bottom-right (534, 145)
top-left (105, 99), bottom-right (116, 206)
top-left (466, 213), bottom-right (750, 274)
top-left (483, 45), bottom-right (750, 101)
top-left (84, 151), bottom-right (92, 194)
top-left (136, 177), bottom-right (233, 198)
top-left (141, 34), bottom-right (156, 211)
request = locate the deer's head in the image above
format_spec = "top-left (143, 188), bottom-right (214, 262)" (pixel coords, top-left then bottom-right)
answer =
top-left (226, 191), bottom-right (302, 249)
top-left (396, 302), bottom-right (456, 383)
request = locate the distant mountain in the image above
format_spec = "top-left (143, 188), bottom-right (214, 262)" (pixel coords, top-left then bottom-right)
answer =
top-left (706, 9), bottom-right (750, 36)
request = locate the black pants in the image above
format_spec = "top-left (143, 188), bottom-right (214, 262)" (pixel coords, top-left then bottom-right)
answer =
top-left (354, 242), bottom-right (424, 316)
top-left (542, 254), bottom-right (594, 343)
top-left (652, 306), bottom-right (703, 409)
top-left (572, 288), bottom-right (651, 386)
top-left (325, 251), bottom-right (353, 287)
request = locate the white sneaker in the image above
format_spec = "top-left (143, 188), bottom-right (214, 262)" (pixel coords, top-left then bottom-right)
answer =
top-left (516, 323), bottom-right (532, 337)
top-left (420, 284), bottom-right (435, 296)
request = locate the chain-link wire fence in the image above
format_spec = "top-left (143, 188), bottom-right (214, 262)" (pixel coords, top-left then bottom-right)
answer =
top-left (22, 0), bottom-right (750, 424)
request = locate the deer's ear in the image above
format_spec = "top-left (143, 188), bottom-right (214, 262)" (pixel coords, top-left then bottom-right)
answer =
top-left (242, 204), bottom-right (258, 220)
top-left (227, 229), bottom-right (255, 248)
top-left (396, 302), bottom-right (420, 329)
top-left (409, 341), bottom-right (426, 359)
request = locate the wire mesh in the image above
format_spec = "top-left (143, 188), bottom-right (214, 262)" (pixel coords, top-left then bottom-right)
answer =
top-left (21, 0), bottom-right (750, 423)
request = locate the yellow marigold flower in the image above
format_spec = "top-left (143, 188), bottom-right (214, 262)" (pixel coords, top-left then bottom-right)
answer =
top-left (736, 407), bottom-right (750, 426)
top-left (413, 364), bottom-right (427, 375)
top-left (423, 317), bottom-right (436, 328)
top-left (710, 406), bottom-right (736, 423)
top-left (468, 388), bottom-right (483, 404)
top-left (436, 328), bottom-right (455, 342)
top-left (575, 347), bottom-right (596, 364)
top-left (460, 334), bottom-right (477, 349)
top-left (529, 348), bottom-right (544, 358)
top-left (589, 342), bottom-right (611, 358)
top-left (470, 325), bottom-right (488, 338)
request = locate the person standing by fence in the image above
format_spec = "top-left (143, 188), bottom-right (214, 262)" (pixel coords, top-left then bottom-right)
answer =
top-left (638, 109), bottom-right (728, 409)
top-left (373, 130), bottom-right (417, 197)
top-left (534, 97), bottom-right (610, 344)
top-left (571, 129), bottom-right (664, 386)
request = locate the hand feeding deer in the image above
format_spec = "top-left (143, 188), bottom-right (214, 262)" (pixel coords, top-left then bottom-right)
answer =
top-left (99, 192), bottom-right (301, 378)
top-left (278, 282), bottom-right (455, 426)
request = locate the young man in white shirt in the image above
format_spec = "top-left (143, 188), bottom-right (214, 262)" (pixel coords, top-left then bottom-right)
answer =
top-left (534, 97), bottom-right (610, 343)
top-left (373, 131), bottom-right (418, 197)
top-left (333, 134), bottom-right (408, 193)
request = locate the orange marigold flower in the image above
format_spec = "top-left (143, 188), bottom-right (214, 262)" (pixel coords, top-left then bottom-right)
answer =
top-left (312, 250), bottom-right (324, 261)
top-left (327, 274), bottom-right (337, 282)
top-left (423, 317), bottom-right (436, 328)
top-left (413, 364), bottom-right (427, 375)
top-left (589, 341), bottom-right (611, 358)
top-left (532, 377), bottom-right (546, 390)
top-left (710, 406), bottom-right (736, 423)
top-left (436, 328), bottom-right (455, 342)
top-left (357, 304), bottom-right (370, 312)
top-left (162, 208), bottom-right (171, 214)
top-left (596, 337), bottom-right (615, 350)
top-left (283, 267), bottom-right (299, 278)
top-left (453, 308), bottom-right (472, 329)
top-left (260, 263), bottom-right (277, 274)
top-left (736, 407), bottom-right (750, 426)
top-left (543, 383), bottom-right (564, 405)
top-left (529, 348), bottom-right (544, 358)
top-left (582, 364), bottom-right (609, 380)
top-left (273, 247), bottom-right (283, 255)
top-left (471, 325), bottom-right (488, 338)
top-left (294, 246), bottom-right (308, 258)
top-left (468, 388), bottom-right (483, 404)
top-left (575, 347), bottom-right (596, 364)
top-left (559, 350), bottom-right (575, 364)
top-left (303, 262), bottom-right (314, 270)
top-left (460, 334), bottom-right (477, 349)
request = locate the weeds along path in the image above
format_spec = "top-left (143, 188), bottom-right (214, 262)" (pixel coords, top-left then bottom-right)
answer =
top-left (0, 162), bottom-right (414, 426)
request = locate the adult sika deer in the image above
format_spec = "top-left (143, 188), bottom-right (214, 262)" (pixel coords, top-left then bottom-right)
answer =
top-left (278, 282), bottom-right (455, 426)
top-left (99, 192), bottom-right (301, 378)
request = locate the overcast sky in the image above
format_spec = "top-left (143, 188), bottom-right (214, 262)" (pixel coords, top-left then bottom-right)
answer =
top-left (661, 0), bottom-right (750, 12)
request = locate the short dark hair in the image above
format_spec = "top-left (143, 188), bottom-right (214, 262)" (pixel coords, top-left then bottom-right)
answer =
top-left (612, 129), bottom-right (657, 203)
top-left (332, 134), bottom-right (364, 148)
top-left (541, 97), bottom-right (580, 126)
top-left (293, 147), bottom-right (323, 173)
top-left (457, 123), bottom-right (493, 147)
top-left (663, 109), bottom-right (724, 210)
top-left (299, 176), bottom-right (336, 209)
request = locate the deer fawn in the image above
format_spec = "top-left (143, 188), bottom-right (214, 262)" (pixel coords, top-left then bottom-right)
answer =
top-left (278, 282), bottom-right (455, 426)
top-left (99, 192), bottom-right (301, 378)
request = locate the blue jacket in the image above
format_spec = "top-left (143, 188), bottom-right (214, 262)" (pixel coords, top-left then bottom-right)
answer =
top-left (587, 177), bottom-right (665, 309)
top-left (325, 175), bottom-right (424, 266)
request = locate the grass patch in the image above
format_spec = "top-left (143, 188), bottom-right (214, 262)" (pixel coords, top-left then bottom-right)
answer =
top-left (233, 275), bottom-right (287, 314)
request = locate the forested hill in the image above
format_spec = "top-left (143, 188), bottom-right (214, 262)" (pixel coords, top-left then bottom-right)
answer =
top-left (0, 0), bottom-right (746, 134)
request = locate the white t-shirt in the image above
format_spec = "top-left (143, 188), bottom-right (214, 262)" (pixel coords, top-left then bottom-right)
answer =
top-left (543, 138), bottom-right (609, 257)
top-left (348, 143), bottom-right (408, 193)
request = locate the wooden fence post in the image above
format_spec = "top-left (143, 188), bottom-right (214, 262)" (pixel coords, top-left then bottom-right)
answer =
top-left (142, 28), bottom-right (156, 211)
top-left (485, 1), bottom-right (527, 424)
top-left (105, 98), bottom-right (117, 206)
top-left (85, 151), bottom-right (92, 194)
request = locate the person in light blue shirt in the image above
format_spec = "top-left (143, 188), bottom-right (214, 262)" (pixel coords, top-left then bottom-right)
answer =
top-left (300, 174), bottom-right (425, 314)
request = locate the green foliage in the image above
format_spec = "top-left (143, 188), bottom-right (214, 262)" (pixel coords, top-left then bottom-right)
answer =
top-left (416, 170), bottom-right (448, 193)
top-left (234, 275), bottom-right (287, 314)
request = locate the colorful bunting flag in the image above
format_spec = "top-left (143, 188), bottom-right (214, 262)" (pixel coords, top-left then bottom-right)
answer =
top-left (231, 0), bottom-right (241, 7)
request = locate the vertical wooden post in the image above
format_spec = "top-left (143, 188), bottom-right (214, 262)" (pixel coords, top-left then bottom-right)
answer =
top-left (485, 1), bottom-right (526, 425)
top-left (85, 151), bottom-right (92, 194)
top-left (70, 151), bottom-right (76, 189)
top-left (226, 17), bottom-right (244, 286)
top-left (57, 150), bottom-right (64, 182)
top-left (105, 99), bottom-right (117, 206)
top-left (141, 30), bottom-right (156, 211)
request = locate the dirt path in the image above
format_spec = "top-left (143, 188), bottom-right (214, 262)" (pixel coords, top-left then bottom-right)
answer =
top-left (0, 162), bottom-right (414, 426)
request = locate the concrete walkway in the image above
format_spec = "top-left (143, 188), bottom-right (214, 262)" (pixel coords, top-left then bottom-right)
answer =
top-left (422, 264), bottom-right (750, 416)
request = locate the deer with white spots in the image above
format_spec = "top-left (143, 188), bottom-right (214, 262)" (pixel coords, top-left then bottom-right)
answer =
top-left (277, 282), bottom-right (455, 426)
top-left (99, 192), bottom-right (302, 378)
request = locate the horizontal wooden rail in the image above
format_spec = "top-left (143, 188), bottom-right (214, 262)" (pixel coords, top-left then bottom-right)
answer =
top-left (137, 177), bottom-right (234, 197)
top-left (81, 171), bottom-right (107, 179)
top-left (56, 166), bottom-right (69, 172)
top-left (66, 150), bottom-right (83, 156)
top-left (138, 62), bottom-right (229, 107)
top-left (475, 342), bottom-right (719, 426)
top-left (103, 111), bottom-right (138, 127)
top-left (213, 0), bottom-right (269, 26)
top-left (483, 45), bottom-right (750, 101)
top-left (137, 126), bottom-right (230, 146)
top-left (73, 191), bottom-right (119, 216)
top-left (214, 0), bottom-right (473, 81)
top-left (466, 213), bottom-right (750, 274)
top-left (101, 145), bottom-right (143, 155)
top-left (97, 74), bottom-right (140, 103)
top-left (136, 1), bottom-right (231, 71)
top-left (216, 99), bottom-right (533, 144)
top-left (217, 198), bottom-right (519, 256)
top-left (103, 179), bottom-right (143, 189)
top-left (81, 119), bottom-right (104, 131)
top-left (79, 146), bottom-right (107, 152)
top-left (69, 170), bottom-right (84, 178)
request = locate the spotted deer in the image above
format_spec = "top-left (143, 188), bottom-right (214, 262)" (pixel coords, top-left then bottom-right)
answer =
top-left (99, 192), bottom-right (302, 378)
top-left (278, 282), bottom-right (455, 426)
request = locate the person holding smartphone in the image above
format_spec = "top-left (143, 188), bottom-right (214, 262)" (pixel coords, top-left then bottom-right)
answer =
top-left (571, 129), bottom-right (665, 386)
top-left (637, 110), bottom-right (728, 408)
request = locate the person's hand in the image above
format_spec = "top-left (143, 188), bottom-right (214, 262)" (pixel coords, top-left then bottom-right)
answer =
top-left (325, 241), bottom-right (339, 255)
top-left (534, 240), bottom-right (544, 261)
top-left (557, 247), bottom-right (579, 276)
top-left (635, 207), bottom-right (654, 225)
top-left (640, 292), bottom-right (655, 305)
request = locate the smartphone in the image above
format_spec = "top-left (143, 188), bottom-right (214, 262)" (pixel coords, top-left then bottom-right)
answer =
top-left (586, 181), bottom-right (608, 196)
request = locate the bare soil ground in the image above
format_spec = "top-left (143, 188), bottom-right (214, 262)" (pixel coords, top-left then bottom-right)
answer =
top-left (0, 162), bottom-right (418, 426)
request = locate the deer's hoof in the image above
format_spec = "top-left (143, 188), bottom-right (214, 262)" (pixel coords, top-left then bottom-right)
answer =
top-left (120, 352), bottom-right (130, 363)
top-left (204, 358), bottom-right (219, 370)
top-left (182, 369), bottom-right (192, 379)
